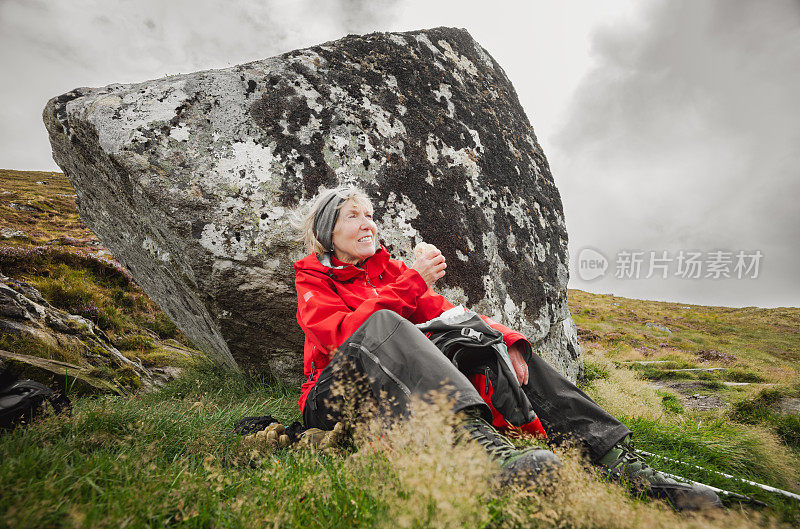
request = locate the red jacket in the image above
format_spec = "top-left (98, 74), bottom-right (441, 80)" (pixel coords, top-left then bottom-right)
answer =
top-left (294, 245), bottom-right (530, 411)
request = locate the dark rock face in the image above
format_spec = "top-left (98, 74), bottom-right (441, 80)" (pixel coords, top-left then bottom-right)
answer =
top-left (43, 27), bottom-right (582, 383)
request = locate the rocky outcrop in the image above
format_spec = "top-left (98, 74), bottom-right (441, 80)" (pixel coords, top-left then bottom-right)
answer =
top-left (43, 27), bottom-right (582, 383)
top-left (0, 274), bottom-right (167, 393)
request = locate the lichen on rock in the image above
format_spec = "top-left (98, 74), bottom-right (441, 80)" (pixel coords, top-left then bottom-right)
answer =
top-left (43, 27), bottom-right (582, 383)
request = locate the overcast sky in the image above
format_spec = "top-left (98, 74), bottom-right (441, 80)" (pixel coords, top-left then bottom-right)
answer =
top-left (1, 0), bottom-right (798, 308)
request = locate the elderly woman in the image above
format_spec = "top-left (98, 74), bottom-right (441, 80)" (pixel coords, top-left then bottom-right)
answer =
top-left (293, 185), bottom-right (721, 509)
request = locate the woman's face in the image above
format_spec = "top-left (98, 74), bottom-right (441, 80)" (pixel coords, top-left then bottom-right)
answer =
top-left (331, 199), bottom-right (377, 265)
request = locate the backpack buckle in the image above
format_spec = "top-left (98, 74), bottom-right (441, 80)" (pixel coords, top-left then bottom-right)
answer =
top-left (460, 327), bottom-right (483, 341)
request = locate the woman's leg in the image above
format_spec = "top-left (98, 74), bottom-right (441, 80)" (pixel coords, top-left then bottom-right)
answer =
top-left (303, 309), bottom-right (491, 429)
top-left (520, 349), bottom-right (631, 462)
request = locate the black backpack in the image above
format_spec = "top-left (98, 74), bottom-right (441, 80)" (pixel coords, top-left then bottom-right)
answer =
top-left (416, 308), bottom-right (546, 437)
top-left (0, 365), bottom-right (71, 431)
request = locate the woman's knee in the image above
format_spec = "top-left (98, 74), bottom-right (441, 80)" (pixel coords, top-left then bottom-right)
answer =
top-left (365, 309), bottom-right (406, 325)
top-left (359, 309), bottom-right (421, 336)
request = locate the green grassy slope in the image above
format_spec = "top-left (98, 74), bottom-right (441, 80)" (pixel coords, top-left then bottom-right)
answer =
top-left (1, 169), bottom-right (199, 376)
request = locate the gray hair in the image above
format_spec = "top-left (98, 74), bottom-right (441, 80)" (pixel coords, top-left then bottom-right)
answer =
top-left (294, 185), bottom-right (373, 256)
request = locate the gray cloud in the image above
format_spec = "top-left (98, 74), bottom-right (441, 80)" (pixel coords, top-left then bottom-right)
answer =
top-left (0, 0), bottom-right (400, 170)
top-left (555, 0), bottom-right (800, 307)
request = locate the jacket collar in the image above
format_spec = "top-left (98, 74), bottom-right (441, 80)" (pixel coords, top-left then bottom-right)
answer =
top-left (296, 244), bottom-right (390, 281)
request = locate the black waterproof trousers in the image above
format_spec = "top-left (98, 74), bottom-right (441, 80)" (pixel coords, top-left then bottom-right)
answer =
top-left (303, 310), bottom-right (631, 462)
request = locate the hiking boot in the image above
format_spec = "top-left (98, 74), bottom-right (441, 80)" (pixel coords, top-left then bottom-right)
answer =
top-left (456, 414), bottom-right (561, 486)
top-left (597, 436), bottom-right (723, 511)
top-left (297, 421), bottom-right (348, 450)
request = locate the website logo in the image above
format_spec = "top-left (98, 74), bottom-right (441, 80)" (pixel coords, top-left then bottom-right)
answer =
top-left (576, 247), bottom-right (608, 281)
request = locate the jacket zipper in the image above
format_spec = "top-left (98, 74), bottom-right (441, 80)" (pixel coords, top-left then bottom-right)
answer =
top-left (363, 270), bottom-right (378, 296)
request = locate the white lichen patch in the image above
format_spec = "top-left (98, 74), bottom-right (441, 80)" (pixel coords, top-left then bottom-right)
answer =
top-left (533, 201), bottom-right (546, 229)
top-left (432, 83), bottom-right (454, 118)
top-left (258, 206), bottom-right (285, 230)
top-left (414, 33), bottom-right (441, 55)
top-left (449, 69), bottom-right (464, 85)
top-left (141, 235), bottom-right (171, 263)
top-left (81, 79), bottom-right (190, 154)
top-left (376, 192), bottom-right (425, 262)
top-left (169, 124), bottom-right (191, 142)
top-left (359, 86), bottom-right (407, 139)
top-left (288, 70), bottom-right (325, 114)
top-left (434, 144), bottom-right (496, 212)
top-left (467, 128), bottom-right (483, 153)
top-left (323, 122), bottom-right (382, 180)
top-left (438, 285), bottom-right (468, 307)
top-left (535, 242), bottom-right (546, 262)
top-left (456, 249), bottom-right (469, 262)
top-left (503, 294), bottom-right (520, 324)
top-left (438, 143), bottom-right (479, 176)
top-left (507, 232), bottom-right (516, 252)
top-left (212, 139), bottom-right (277, 193)
top-left (297, 114), bottom-right (322, 145)
top-left (437, 40), bottom-right (479, 77)
top-left (385, 192), bottom-right (419, 238)
top-left (426, 135), bottom-right (439, 164)
top-left (473, 42), bottom-right (495, 70)
top-left (388, 34), bottom-right (408, 47)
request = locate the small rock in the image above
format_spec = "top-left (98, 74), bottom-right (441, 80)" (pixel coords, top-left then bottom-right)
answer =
top-left (1, 228), bottom-right (27, 239)
top-left (8, 202), bottom-right (38, 212)
top-left (645, 322), bottom-right (672, 333)
top-left (775, 398), bottom-right (800, 417)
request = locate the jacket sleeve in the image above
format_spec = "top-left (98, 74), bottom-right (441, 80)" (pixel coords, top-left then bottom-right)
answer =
top-left (295, 267), bottom-right (429, 353)
top-left (477, 314), bottom-right (530, 352)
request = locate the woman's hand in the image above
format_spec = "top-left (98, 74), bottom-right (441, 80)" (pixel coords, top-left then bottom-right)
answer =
top-left (412, 249), bottom-right (447, 288)
top-left (508, 342), bottom-right (529, 386)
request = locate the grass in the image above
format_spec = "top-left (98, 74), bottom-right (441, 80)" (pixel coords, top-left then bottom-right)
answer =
top-left (731, 388), bottom-right (800, 450)
top-left (0, 169), bottom-right (92, 245)
top-left (569, 289), bottom-right (800, 384)
top-left (571, 287), bottom-right (800, 521)
top-left (3, 366), bottom-right (799, 528)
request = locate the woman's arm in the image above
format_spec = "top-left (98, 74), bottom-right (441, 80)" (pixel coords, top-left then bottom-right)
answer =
top-left (295, 267), bottom-right (429, 353)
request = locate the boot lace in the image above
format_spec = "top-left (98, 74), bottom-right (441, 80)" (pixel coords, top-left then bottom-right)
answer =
top-left (456, 416), bottom-right (517, 463)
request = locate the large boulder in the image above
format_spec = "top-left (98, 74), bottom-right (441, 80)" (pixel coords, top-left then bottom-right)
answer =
top-left (43, 27), bottom-right (582, 384)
